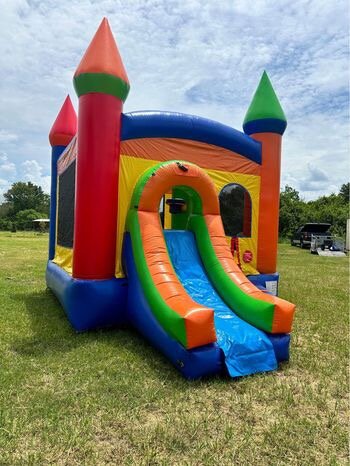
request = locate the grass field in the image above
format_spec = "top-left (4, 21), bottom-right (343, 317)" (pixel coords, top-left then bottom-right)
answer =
top-left (0, 232), bottom-right (348, 465)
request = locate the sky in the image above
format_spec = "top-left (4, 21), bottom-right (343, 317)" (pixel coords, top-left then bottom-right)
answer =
top-left (0, 0), bottom-right (348, 201)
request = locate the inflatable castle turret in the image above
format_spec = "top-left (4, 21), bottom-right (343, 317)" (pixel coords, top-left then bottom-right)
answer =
top-left (48, 96), bottom-right (77, 260)
top-left (46, 19), bottom-right (295, 380)
top-left (73, 18), bottom-right (130, 279)
top-left (243, 72), bottom-right (287, 274)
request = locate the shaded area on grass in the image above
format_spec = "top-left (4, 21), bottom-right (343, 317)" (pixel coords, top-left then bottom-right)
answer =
top-left (16, 288), bottom-right (184, 379)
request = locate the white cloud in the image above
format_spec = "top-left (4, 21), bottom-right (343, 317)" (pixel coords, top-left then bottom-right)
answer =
top-left (0, 0), bottom-right (348, 201)
top-left (21, 160), bottom-right (51, 193)
top-left (299, 164), bottom-right (330, 192)
top-left (0, 153), bottom-right (16, 200)
top-left (0, 155), bottom-right (50, 201)
top-left (305, 164), bottom-right (329, 183)
top-left (0, 130), bottom-right (18, 143)
top-left (0, 153), bottom-right (16, 178)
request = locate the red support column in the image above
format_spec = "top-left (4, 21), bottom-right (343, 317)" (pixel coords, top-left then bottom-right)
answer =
top-left (72, 18), bottom-right (130, 279)
top-left (73, 94), bottom-right (123, 278)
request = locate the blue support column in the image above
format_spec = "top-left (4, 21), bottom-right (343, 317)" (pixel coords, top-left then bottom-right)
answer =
top-left (48, 145), bottom-right (66, 260)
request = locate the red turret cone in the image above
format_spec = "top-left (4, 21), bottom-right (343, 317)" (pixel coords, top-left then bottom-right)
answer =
top-left (49, 95), bottom-right (77, 147)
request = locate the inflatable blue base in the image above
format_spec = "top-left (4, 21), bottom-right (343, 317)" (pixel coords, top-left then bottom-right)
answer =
top-left (248, 272), bottom-right (280, 296)
top-left (46, 261), bottom-right (128, 331)
top-left (46, 245), bottom-right (290, 378)
top-left (123, 234), bottom-right (290, 379)
top-left (122, 235), bottom-right (223, 379)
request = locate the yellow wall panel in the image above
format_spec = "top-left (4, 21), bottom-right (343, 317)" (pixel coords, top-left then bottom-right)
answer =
top-left (115, 155), bottom-right (260, 277)
top-left (53, 245), bottom-right (73, 274)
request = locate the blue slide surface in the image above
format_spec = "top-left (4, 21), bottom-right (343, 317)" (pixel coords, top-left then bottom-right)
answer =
top-left (164, 230), bottom-right (278, 377)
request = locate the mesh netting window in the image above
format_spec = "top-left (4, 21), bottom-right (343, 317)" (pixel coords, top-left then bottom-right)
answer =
top-left (219, 183), bottom-right (252, 237)
top-left (57, 160), bottom-right (75, 248)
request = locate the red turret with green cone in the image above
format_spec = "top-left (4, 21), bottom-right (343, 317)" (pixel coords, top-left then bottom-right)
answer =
top-left (73, 18), bottom-right (129, 279)
top-left (48, 95), bottom-right (77, 261)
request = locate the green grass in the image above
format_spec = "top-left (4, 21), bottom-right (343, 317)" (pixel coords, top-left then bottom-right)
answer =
top-left (0, 232), bottom-right (348, 465)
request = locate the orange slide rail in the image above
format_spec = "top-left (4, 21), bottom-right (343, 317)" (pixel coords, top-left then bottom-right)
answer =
top-left (138, 211), bottom-right (216, 348)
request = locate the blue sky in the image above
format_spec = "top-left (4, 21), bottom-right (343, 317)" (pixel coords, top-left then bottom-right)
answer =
top-left (0, 0), bottom-right (348, 201)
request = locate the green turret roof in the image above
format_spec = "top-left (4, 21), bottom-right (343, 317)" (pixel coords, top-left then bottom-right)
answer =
top-left (243, 71), bottom-right (286, 125)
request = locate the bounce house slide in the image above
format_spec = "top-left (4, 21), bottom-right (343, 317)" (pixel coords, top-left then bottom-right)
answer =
top-left (163, 230), bottom-right (278, 376)
top-left (123, 161), bottom-right (295, 379)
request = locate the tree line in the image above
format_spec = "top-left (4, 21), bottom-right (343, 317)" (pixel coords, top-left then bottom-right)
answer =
top-left (0, 182), bottom-right (50, 231)
top-left (0, 180), bottom-right (348, 237)
top-left (279, 183), bottom-right (349, 239)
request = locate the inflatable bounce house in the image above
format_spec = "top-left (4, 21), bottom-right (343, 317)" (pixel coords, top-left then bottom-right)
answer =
top-left (46, 18), bottom-right (295, 379)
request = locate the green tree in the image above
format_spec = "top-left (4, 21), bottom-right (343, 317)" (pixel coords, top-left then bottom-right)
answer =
top-left (0, 202), bottom-right (11, 219)
top-left (305, 192), bottom-right (348, 237)
top-left (279, 184), bottom-right (348, 239)
top-left (339, 182), bottom-right (349, 204)
top-left (279, 185), bottom-right (304, 238)
top-left (15, 209), bottom-right (46, 230)
top-left (0, 217), bottom-right (13, 231)
top-left (3, 182), bottom-right (50, 217)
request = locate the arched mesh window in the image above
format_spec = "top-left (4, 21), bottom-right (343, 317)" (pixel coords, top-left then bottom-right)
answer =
top-left (219, 184), bottom-right (252, 237)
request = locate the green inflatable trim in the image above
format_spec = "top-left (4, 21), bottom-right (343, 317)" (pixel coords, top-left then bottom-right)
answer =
top-left (189, 215), bottom-right (274, 332)
top-left (127, 209), bottom-right (187, 346)
top-left (243, 71), bottom-right (286, 124)
top-left (74, 73), bottom-right (130, 101)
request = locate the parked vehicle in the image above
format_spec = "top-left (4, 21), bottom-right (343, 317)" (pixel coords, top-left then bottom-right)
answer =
top-left (290, 223), bottom-right (331, 248)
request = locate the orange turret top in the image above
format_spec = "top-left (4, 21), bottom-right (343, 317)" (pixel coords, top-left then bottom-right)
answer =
top-left (49, 95), bottom-right (77, 147)
top-left (73, 18), bottom-right (130, 101)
